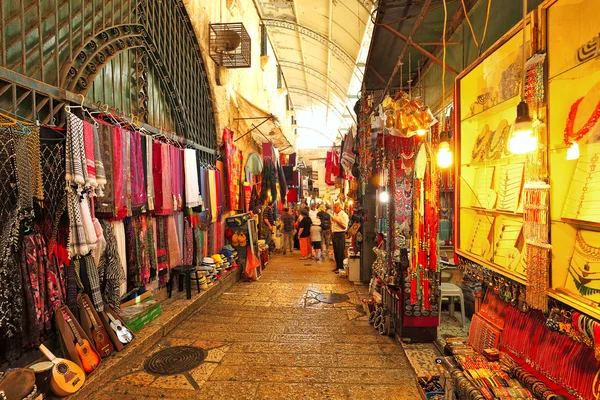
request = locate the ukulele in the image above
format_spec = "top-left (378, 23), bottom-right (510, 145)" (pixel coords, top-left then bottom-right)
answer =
top-left (38, 344), bottom-right (85, 396)
top-left (107, 311), bottom-right (133, 344)
top-left (61, 308), bottom-right (100, 373)
top-left (82, 298), bottom-right (114, 357)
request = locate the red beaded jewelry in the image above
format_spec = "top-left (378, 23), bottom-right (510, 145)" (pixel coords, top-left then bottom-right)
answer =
top-left (564, 97), bottom-right (600, 145)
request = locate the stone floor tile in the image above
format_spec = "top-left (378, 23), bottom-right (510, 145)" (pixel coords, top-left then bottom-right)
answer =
top-left (346, 384), bottom-right (422, 399)
top-left (84, 253), bottom-right (419, 399)
top-left (255, 383), bottom-right (351, 400)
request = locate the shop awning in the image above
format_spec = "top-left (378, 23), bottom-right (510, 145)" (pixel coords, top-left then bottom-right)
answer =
top-left (232, 92), bottom-right (295, 154)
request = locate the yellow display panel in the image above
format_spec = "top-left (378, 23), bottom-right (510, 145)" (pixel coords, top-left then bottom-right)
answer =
top-left (546, 0), bottom-right (600, 314)
top-left (456, 22), bottom-right (531, 282)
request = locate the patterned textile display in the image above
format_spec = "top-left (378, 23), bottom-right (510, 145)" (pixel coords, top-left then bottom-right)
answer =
top-left (82, 121), bottom-right (97, 191)
top-left (223, 129), bottom-right (241, 211)
top-left (152, 142), bottom-right (173, 215)
top-left (167, 215), bottom-right (182, 268)
top-left (124, 217), bottom-right (137, 291)
top-left (95, 121), bottom-right (117, 217)
top-left (97, 220), bottom-right (125, 311)
top-left (65, 112), bottom-right (87, 189)
top-left (145, 136), bottom-right (155, 210)
top-left (93, 124), bottom-right (106, 195)
top-left (39, 128), bottom-right (67, 245)
top-left (184, 149), bottom-right (202, 208)
top-left (111, 220), bottom-right (128, 296)
top-left (122, 129), bottom-right (131, 217)
top-left (130, 131), bottom-right (146, 210)
top-left (155, 216), bottom-right (170, 284)
top-left (209, 169), bottom-right (217, 222)
top-left (184, 217), bottom-right (194, 265)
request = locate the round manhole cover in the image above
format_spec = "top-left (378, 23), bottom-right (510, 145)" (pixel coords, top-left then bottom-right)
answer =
top-left (316, 293), bottom-right (350, 304)
top-left (144, 346), bottom-right (206, 375)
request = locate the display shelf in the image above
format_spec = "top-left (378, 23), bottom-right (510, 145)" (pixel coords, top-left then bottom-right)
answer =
top-left (460, 95), bottom-right (520, 123)
top-left (461, 155), bottom-right (527, 168)
top-left (460, 206), bottom-right (523, 217)
top-left (456, 250), bottom-right (526, 285)
top-left (551, 218), bottom-right (600, 231)
top-left (548, 289), bottom-right (600, 319)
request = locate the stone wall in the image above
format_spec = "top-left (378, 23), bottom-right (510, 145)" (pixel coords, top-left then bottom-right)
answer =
top-left (182, 0), bottom-right (292, 154)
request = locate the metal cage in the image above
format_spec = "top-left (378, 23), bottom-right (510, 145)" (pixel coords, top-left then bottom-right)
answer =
top-left (209, 23), bottom-right (251, 68)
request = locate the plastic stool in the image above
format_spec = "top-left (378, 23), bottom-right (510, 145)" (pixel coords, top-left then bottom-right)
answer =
top-left (169, 265), bottom-right (201, 300)
top-left (440, 282), bottom-right (466, 327)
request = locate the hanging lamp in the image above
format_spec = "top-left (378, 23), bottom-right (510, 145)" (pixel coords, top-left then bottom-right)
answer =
top-left (509, 0), bottom-right (537, 154)
top-left (437, 0), bottom-right (453, 168)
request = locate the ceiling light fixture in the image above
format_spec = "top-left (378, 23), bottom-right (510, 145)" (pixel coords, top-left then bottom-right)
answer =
top-left (509, 0), bottom-right (537, 155)
top-left (437, 0), bottom-right (453, 168)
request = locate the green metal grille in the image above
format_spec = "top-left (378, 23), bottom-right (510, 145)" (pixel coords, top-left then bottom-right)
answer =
top-left (0, 0), bottom-right (216, 161)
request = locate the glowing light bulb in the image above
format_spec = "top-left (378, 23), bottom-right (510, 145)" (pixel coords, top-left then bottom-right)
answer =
top-left (509, 101), bottom-right (537, 154)
top-left (379, 191), bottom-right (390, 203)
top-left (566, 142), bottom-right (580, 160)
top-left (437, 141), bottom-right (453, 168)
top-left (416, 128), bottom-right (429, 136)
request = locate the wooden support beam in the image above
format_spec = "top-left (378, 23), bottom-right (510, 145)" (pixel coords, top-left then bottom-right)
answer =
top-left (380, 0), bottom-right (435, 98)
top-left (381, 23), bottom-right (459, 77)
top-left (368, 65), bottom-right (386, 85)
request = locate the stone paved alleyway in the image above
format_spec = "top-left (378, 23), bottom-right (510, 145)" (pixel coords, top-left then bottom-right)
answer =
top-left (87, 253), bottom-right (419, 400)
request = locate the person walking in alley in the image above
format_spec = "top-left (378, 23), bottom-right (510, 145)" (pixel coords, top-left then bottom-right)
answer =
top-left (297, 208), bottom-right (312, 260)
top-left (310, 216), bottom-right (323, 261)
top-left (331, 202), bottom-right (349, 272)
top-left (317, 204), bottom-right (331, 260)
top-left (281, 207), bottom-right (295, 255)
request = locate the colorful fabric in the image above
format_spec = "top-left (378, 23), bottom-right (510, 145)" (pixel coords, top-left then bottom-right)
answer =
top-left (65, 263), bottom-right (80, 317)
top-left (152, 142), bottom-right (173, 215)
top-left (223, 129), bottom-right (241, 211)
top-left (112, 127), bottom-right (125, 219)
top-left (167, 215), bottom-right (182, 268)
top-left (95, 122), bottom-right (117, 217)
top-left (184, 149), bottom-right (201, 208)
top-left (155, 216), bottom-right (170, 284)
top-left (80, 193), bottom-right (97, 251)
top-left (20, 235), bottom-right (44, 347)
top-left (146, 136), bottom-right (155, 210)
top-left (209, 169), bottom-right (217, 222)
top-left (84, 253), bottom-right (104, 312)
top-left (111, 220), bottom-right (128, 296)
top-left (65, 112), bottom-right (87, 189)
top-left (124, 217), bottom-right (136, 291)
top-left (184, 217), bottom-right (194, 265)
top-left (92, 124), bottom-right (106, 195)
top-left (170, 146), bottom-right (183, 210)
top-left (82, 121), bottom-right (97, 191)
top-left (130, 131), bottom-right (146, 209)
top-left (123, 129), bottom-right (131, 216)
top-left (67, 190), bottom-right (90, 258)
top-left (97, 220), bottom-right (125, 311)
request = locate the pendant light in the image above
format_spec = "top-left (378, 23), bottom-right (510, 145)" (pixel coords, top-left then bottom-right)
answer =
top-left (509, 0), bottom-right (537, 154)
top-left (437, 0), bottom-right (453, 168)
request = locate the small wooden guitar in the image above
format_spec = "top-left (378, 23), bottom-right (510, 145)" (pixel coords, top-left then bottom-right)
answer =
top-left (61, 308), bottom-right (100, 373)
top-left (38, 344), bottom-right (85, 396)
top-left (107, 312), bottom-right (133, 344)
top-left (82, 298), bottom-right (114, 357)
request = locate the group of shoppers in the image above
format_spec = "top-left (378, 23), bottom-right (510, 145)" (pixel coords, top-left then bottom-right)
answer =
top-left (277, 202), bottom-right (348, 272)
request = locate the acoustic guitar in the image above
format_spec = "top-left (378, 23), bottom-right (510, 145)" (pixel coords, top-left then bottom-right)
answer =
top-left (61, 308), bottom-right (100, 373)
top-left (38, 344), bottom-right (85, 397)
top-left (82, 298), bottom-right (114, 357)
top-left (107, 312), bottom-right (133, 344)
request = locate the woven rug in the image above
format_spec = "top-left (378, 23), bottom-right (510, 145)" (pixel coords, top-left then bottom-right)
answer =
top-left (437, 313), bottom-right (471, 347)
top-left (400, 342), bottom-right (441, 377)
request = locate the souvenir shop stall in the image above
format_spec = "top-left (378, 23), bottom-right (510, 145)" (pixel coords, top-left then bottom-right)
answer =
top-left (362, 88), bottom-right (443, 341)
top-left (413, 0), bottom-right (600, 399)
top-left (0, 102), bottom-right (250, 397)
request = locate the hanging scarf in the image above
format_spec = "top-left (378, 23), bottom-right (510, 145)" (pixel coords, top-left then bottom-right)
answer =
top-left (169, 146), bottom-right (183, 210)
top-left (82, 121), bottom-right (97, 191)
top-left (167, 215), bottom-right (182, 268)
top-left (112, 126), bottom-right (126, 219)
top-left (184, 149), bottom-right (201, 208)
top-left (65, 112), bottom-right (87, 190)
top-left (95, 122), bottom-right (117, 218)
top-left (67, 191), bottom-right (90, 258)
top-left (80, 193), bottom-right (97, 251)
top-left (111, 220), bottom-right (128, 296)
top-left (152, 142), bottom-right (173, 215)
top-left (209, 169), bottom-right (217, 223)
top-left (65, 263), bottom-right (80, 317)
top-left (184, 217), bottom-right (194, 265)
top-left (130, 131), bottom-right (146, 210)
top-left (145, 216), bottom-right (157, 281)
top-left (123, 129), bottom-right (132, 217)
top-left (97, 220), bottom-right (125, 311)
top-left (155, 216), bottom-right (170, 284)
top-left (83, 254), bottom-right (104, 312)
top-left (20, 235), bottom-right (44, 347)
top-left (93, 124), bottom-right (106, 196)
top-left (146, 137), bottom-right (155, 210)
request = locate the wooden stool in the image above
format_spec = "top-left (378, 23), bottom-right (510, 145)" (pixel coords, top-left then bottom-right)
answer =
top-left (169, 265), bottom-right (201, 300)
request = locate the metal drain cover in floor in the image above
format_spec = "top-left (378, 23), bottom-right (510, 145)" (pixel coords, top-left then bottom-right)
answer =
top-left (144, 346), bottom-right (206, 375)
top-left (316, 293), bottom-right (350, 304)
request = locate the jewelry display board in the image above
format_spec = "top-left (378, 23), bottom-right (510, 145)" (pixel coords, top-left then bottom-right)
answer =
top-left (456, 21), bottom-right (533, 282)
top-left (545, 0), bottom-right (600, 318)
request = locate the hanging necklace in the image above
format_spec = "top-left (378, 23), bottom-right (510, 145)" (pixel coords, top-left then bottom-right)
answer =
top-left (564, 97), bottom-right (600, 145)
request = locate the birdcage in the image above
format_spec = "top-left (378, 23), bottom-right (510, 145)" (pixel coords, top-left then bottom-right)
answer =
top-left (209, 23), bottom-right (251, 68)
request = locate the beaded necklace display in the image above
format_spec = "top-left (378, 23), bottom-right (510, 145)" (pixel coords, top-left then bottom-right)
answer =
top-left (563, 97), bottom-right (600, 146)
top-left (561, 148), bottom-right (600, 223)
top-left (566, 230), bottom-right (600, 297)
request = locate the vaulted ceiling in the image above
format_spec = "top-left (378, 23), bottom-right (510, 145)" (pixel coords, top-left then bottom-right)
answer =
top-left (254, 0), bottom-right (374, 148)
